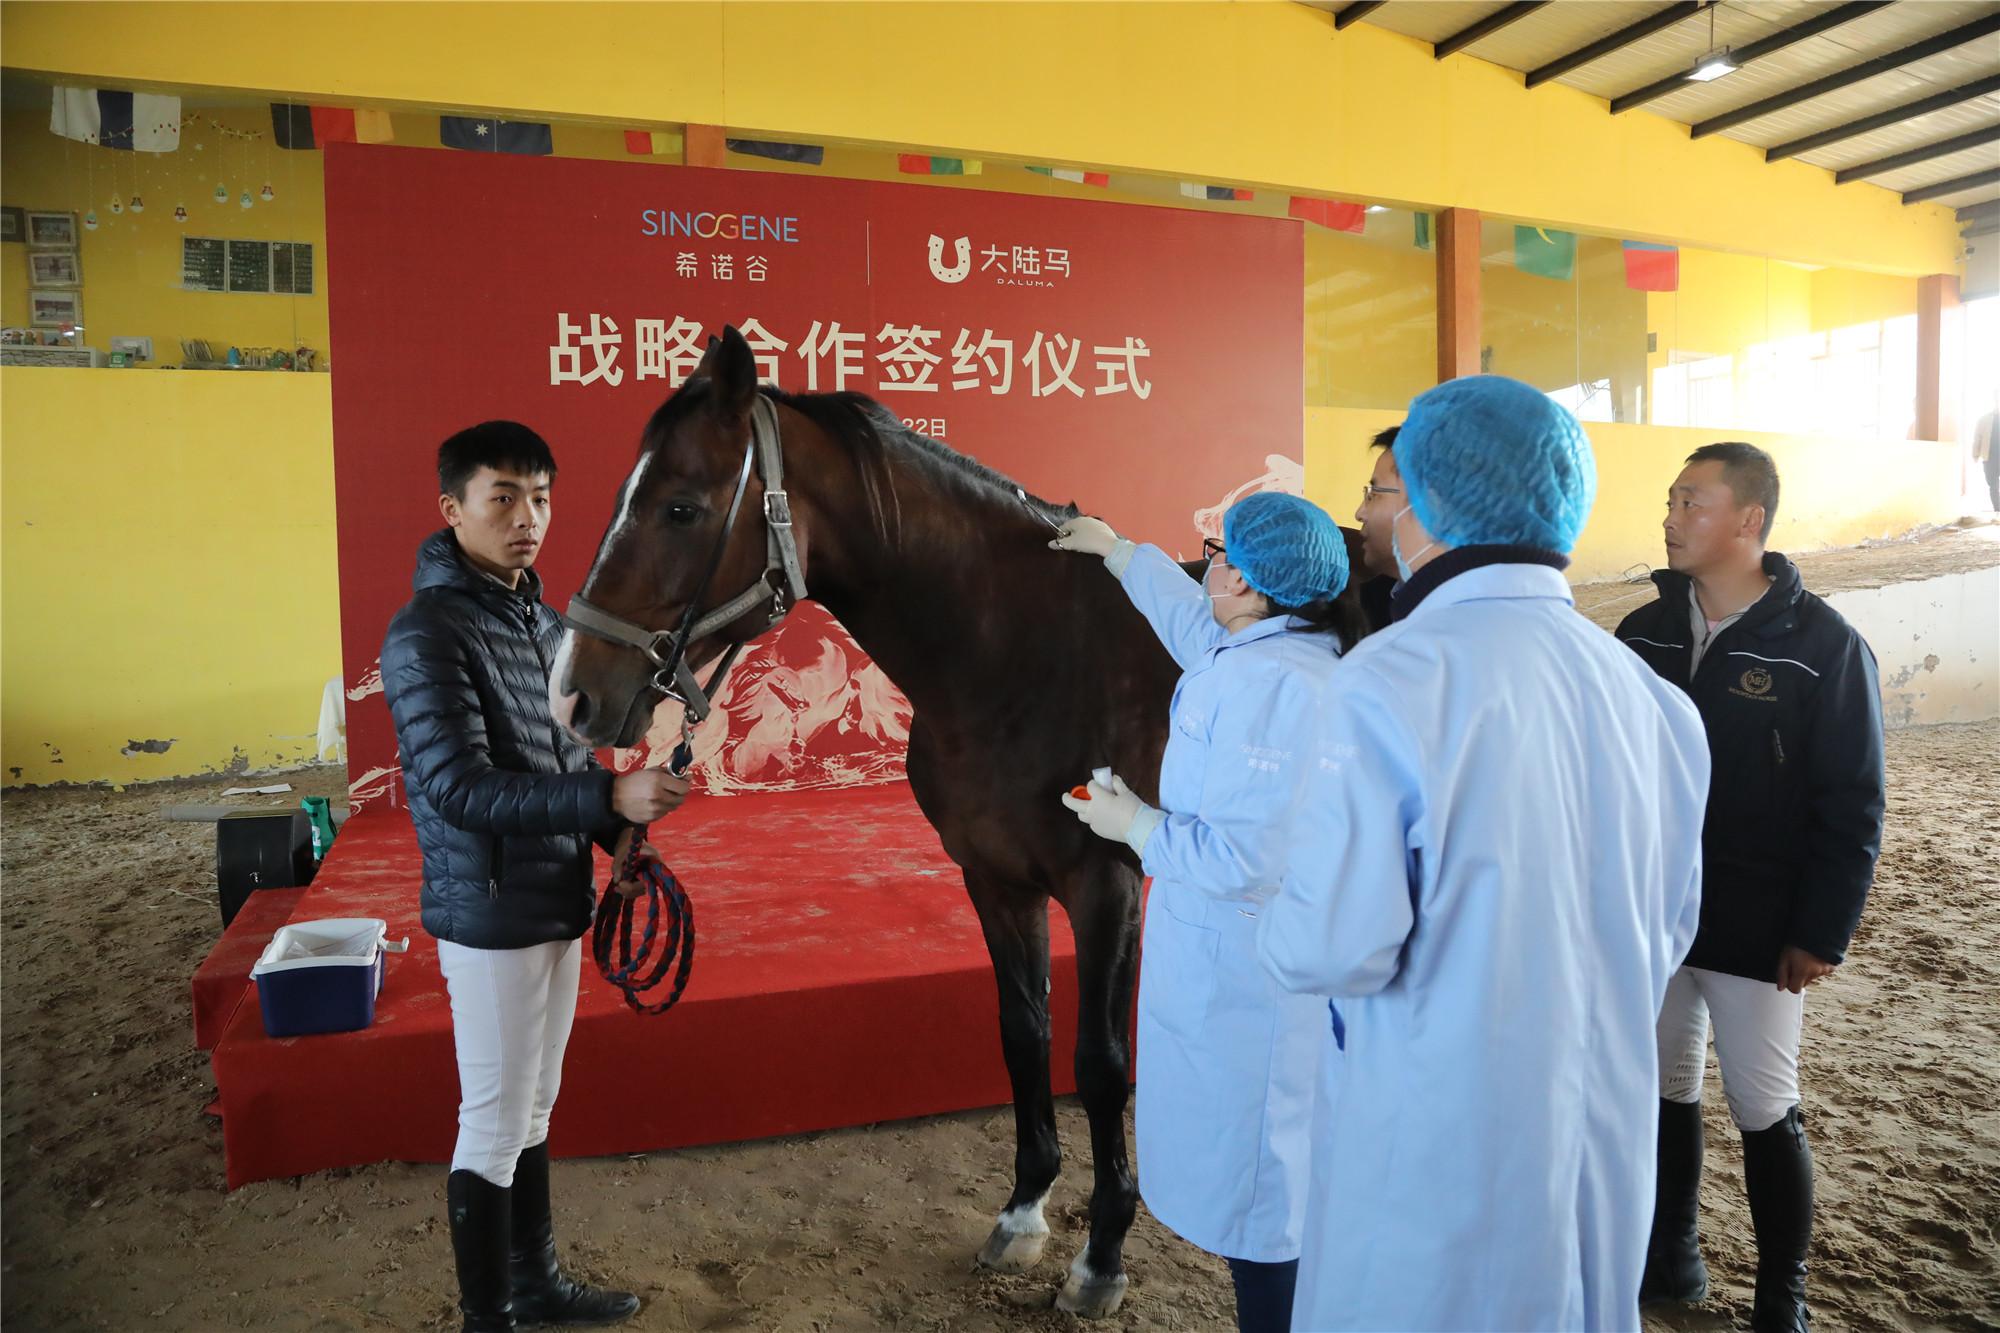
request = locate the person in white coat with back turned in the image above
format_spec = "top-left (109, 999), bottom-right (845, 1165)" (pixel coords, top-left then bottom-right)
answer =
top-left (1259, 376), bottom-right (1712, 1332)
top-left (1051, 492), bottom-right (1352, 1333)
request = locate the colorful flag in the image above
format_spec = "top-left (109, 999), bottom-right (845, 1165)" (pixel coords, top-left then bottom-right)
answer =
top-left (353, 110), bottom-right (395, 144)
top-left (440, 116), bottom-right (553, 155)
top-left (1029, 166), bottom-right (1110, 187)
top-left (1515, 226), bottom-right (1577, 281)
top-left (51, 88), bottom-right (181, 152)
top-left (727, 139), bottom-right (824, 165)
top-left (1179, 183), bottom-right (1255, 201)
top-left (898, 155), bottom-right (982, 176)
top-left (1414, 212), bottom-right (1433, 250)
top-left (272, 104), bottom-right (394, 150)
top-left (624, 130), bottom-right (678, 155)
top-left (1622, 241), bottom-right (1680, 292)
top-left (1287, 196), bottom-right (1366, 234)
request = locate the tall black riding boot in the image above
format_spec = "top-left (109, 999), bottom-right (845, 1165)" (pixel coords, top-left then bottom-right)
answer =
top-left (509, 1142), bottom-right (641, 1327)
top-left (1742, 1105), bottom-right (1814, 1333)
top-left (448, 1169), bottom-right (516, 1333)
top-left (1640, 1098), bottom-right (1710, 1304)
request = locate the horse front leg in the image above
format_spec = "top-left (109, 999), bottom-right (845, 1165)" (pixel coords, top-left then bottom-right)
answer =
top-left (965, 873), bottom-right (1061, 1274)
top-left (1055, 862), bottom-right (1142, 1318)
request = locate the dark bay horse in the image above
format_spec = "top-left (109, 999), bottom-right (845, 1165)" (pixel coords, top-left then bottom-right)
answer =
top-left (551, 326), bottom-right (1354, 1316)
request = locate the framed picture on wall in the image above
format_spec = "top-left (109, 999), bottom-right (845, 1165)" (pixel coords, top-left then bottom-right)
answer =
top-left (0, 207), bottom-right (23, 244)
top-left (28, 250), bottom-right (80, 287)
top-left (30, 289), bottom-right (82, 329)
top-left (26, 211), bottom-right (78, 249)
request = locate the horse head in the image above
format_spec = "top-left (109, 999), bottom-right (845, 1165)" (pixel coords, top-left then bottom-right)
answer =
top-left (552, 325), bottom-right (809, 749)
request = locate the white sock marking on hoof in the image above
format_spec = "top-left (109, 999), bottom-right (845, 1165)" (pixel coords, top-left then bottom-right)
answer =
top-left (977, 1192), bottom-right (1051, 1272)
top-left (1055, 1248), bottom-right (1128, 1318)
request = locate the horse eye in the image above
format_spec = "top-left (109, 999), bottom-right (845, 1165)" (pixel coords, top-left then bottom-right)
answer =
top-left (665, 502), bottom-right (701, 527)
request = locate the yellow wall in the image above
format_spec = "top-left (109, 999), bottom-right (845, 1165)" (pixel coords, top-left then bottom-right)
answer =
top-left (1, 367), bottom-right (340, 786)
top-left (1, 107), bottom-right (328, 361)
top-left (1, 103), bottom-right (1426, 411)
top-left (0, 106), bottom-right (691, 362)
top-left (1809, 266), bottom-right (1918, 333)
top-left (1305, 407), bottom-right (1963, 583)
top-left (0, 2), bottom-right (1961, 276)
top-left (1305, 219), bottom-right (1437, 411)
top-left (1482, 232), bottom-right (1651, 416)
top-left (0, 1), bottom-right (1970, 785)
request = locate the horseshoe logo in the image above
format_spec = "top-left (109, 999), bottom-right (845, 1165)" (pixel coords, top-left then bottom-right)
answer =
top-left (927, 234), bottom-right (971, 284)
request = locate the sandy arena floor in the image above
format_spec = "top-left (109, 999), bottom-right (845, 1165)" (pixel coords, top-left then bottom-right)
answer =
top-left (3, 529), bottom-right (1996, 1332)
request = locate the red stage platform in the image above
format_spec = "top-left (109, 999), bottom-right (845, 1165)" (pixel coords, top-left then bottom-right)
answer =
top-left (206, 783), bottom-right (1084, 1188)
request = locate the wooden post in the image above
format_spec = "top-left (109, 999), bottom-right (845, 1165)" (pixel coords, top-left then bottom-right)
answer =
top-left (685, 124), bottom-right (726, 169)
top-left (1437, 207), bottom-right (1481, 382)
top-left (1916, 272), bottom-right (1960, 443)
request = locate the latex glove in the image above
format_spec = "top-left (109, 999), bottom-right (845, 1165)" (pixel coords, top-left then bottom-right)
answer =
top-left (1059, 774), bottom-right (1165, 855)
top-left (1049, 516), bottom-right (1121, 558)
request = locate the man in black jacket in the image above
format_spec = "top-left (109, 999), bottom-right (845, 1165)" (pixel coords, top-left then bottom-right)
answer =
top-left (1617, 442), bottom-right (1885, 1333)
top-left (1350, 424), bottom-right (1402, 631)
top-left (382, 421), bottom-right (687, 1332)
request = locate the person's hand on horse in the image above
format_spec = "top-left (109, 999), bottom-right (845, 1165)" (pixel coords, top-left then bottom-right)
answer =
top-left (610, 826), bottom-right (665, 898)
top-left (1060, 773), bottom-right (1157, 850)
top-left (1049, 516), bottom-right (1121, 558)
top-left (612, 767), bottom-right (690, 823)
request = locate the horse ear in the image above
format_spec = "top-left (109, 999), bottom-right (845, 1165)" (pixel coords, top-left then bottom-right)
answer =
top-left (701, 324), bottom-right (759, 422)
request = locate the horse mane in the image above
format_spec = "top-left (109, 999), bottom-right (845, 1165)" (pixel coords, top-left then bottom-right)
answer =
top-left (639, 377), bottom-right (1080, 550)
top-left (762, 387), bottom-right (1081, 532)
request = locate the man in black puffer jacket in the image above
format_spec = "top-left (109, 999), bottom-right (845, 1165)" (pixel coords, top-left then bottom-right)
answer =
top-left (1617, 442), bottom-right (1885, 1333)
top-left (382, 421), bottom-right (688, 1333)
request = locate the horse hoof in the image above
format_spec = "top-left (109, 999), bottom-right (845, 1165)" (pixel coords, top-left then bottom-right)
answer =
top-left (977, 1221), bottom-right (1049, 1273)
top-left (1055, 1258), bottom-right (1128, 1319)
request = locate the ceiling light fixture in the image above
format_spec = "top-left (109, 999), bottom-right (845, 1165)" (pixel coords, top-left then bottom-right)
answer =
top-left (1686, 5), bottom-right (1737, 82)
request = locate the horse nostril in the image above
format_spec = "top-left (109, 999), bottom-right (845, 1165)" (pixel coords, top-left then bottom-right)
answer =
top-left (570, 690), bottom-right (593, 732)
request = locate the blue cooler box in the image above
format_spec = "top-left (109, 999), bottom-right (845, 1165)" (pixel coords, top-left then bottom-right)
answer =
top-left (250, 917), bottom-right (409, 1038)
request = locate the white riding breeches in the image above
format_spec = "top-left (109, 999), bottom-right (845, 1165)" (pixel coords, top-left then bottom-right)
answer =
top-left (1656, 964), bottom-right (1804, 1132)
top-left (436, 937), bottom-right (583, 1187)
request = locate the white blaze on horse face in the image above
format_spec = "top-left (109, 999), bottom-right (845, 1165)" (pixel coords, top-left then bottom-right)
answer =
top-left (547, 627), bottom-right (579, 732)
top-left (556, 447), bottom-right (653, 733)
top-left (607, 446), bottom-right (655, 544)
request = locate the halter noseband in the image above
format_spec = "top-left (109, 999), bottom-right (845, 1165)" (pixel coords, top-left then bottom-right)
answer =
top-left (564, 394), bottom-right (809, 731)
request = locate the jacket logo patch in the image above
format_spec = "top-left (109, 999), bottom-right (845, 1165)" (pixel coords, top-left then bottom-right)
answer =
top-left (1730, 666), bottom-right (1778, 702)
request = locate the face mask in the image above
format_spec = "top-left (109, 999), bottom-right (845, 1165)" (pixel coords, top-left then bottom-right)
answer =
top-left (1390, 505), bottom-right (1436, 582)
top-left (1203, 556), bottom-right (1240, 604)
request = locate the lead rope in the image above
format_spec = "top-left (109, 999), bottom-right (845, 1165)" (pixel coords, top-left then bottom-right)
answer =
top-left (591, 730), bottom-right (697, 1016)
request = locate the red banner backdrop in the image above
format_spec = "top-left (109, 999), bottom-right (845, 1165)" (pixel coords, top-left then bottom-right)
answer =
top-left (325, 145), bottom-right (1303, 804)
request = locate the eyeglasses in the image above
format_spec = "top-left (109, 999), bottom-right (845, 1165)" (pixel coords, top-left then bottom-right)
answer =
top-left (1202, 538), bottom-right (1226, 566)
top-left (1361, 483), bottom-right (1403, 501)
